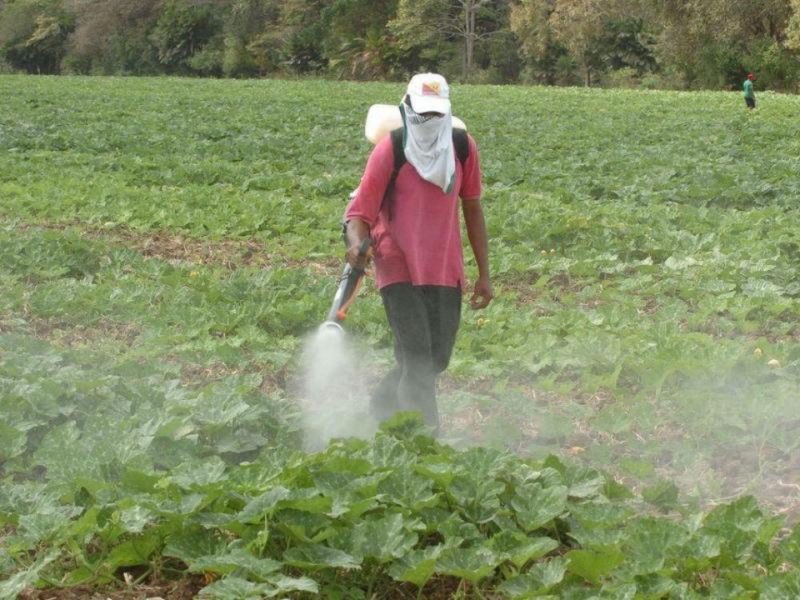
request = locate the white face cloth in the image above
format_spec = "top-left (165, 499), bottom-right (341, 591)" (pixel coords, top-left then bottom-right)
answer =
top-left (400, 99), bottom-right (456, 194)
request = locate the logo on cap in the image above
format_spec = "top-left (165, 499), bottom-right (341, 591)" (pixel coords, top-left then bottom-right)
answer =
top-left (422, 82), bottom-right (441, 96)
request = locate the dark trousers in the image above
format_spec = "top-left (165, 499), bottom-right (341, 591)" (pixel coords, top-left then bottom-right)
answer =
top-left (745, 96), bottom-right (756, 109)
top-left (371, 283), bottom-right (462, 431)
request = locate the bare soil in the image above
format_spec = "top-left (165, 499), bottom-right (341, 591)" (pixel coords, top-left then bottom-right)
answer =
top-left (19, 577), bottom-right (202, 600)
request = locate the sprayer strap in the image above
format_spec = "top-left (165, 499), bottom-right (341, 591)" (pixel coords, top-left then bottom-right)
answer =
top-left (383, 127), bottom-right (470, 221)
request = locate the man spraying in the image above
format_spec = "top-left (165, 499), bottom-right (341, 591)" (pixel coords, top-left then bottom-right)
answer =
top-left (744, 72), bottom-right (756, 110)
top-left (344, 73), bottom-right (493, 433)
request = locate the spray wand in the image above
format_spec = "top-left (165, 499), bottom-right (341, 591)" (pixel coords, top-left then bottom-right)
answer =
top-left (321, 237), bottom-right (372, 332)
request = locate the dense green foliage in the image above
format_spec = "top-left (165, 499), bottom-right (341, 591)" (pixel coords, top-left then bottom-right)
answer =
top-left (2, 76), bottom-right (800, 597)
top-left (1, 0), bottom-right (799, 90)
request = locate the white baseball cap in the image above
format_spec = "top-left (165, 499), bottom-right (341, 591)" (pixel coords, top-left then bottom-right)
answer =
top-left (406, 73), bottom-right (451, 114)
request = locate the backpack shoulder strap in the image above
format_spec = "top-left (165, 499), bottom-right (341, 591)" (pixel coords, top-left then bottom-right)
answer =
top-left (453, 128), bottom-right (470, 166)
top-left (382, 127), bottom-right (471, 221)
top-left (390, 128), bottom-right (406, 173)
top-left (382, 128), bottom-right (406, 221)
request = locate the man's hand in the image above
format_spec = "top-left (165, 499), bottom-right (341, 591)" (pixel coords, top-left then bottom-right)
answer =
top-left (346, 243), bottom-right (372, 271)
top-left (469, 275), bottom-right (494, 310)
top-left (345, 218), bottom-right (372, 270)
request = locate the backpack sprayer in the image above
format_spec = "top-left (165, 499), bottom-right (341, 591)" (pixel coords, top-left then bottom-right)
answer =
top-left (320, 237), bottom-right (372, 332)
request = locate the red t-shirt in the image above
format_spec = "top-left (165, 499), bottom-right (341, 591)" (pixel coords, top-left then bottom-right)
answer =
top-left (345, 133), bottom-right (482, 290)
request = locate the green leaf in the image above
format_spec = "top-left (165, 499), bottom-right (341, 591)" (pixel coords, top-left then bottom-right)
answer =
top-left (704, 496), bottom-right (764, 532)
top-left (436, 514), bottom-right (483, 548)
top-left (236, 486), bottom-right (291, 523)
top-left (199, 575), bottom-right (318, 599)
top-left (367, 434), bottom-right (415, 469)
top-left (622, 517), bottom-right (688, 573)
top-left (682, 532), bottom-right (722, 564)
top-left (107, 532), bottom-right (161, 569)
top-left (191, 387), bottom-right (253, 427)
top-left (779, 523), bottom-right (800, 566)
top-left (267, 574), bottom-right (320, 596)
top-left (163, 528), bottom-right (227, 562)
top-left (277, 509), bottom-right (332, 544)
top-left (121, 469), bottom-right (161, 494)
top-left (117, 504), bottom-right (155, 534)
top-left (377, 466), bottom-right (439, 511)
top-left (665, 256), bottom-right (699, 270)
top-left (447, 474), bottom-right (505, 524)
top-left (378, 411), bottom-right (432, 440)
top-left (632, 573), bottom-right (676, 597)
top-left (600, 581), bottom-right (638, 598)
top-left (189, 549), bottom-right (282, 580)
top-left (702, 496), bottom-right (766, 562)
top-left (17, 504), bottom-right (82, 545)
top-left (281, 488), bottom-right (333, 514)
top-left (759, 570), bottom-right (800, 599)
top-left (0, 548), bottom-right (59, 600)
top-left (566, 548), bottom-right (624, 585)
top-left (511, 484), bottom-right (568, 532)
top-left (642, 479), bottom-right (680, 510)
top-left (348, 513), bottom-right (418, 563)
top-left (388, 545), bottom-right (442, 588)
top-left (283, 544), bottom-right (360, 570)
top-left (171, 456), bottom-right (228, 489)
top-left (328, 494), bottom-right (378, 520)
top-left (498, 557), bottom-right (566, 598)
top-left (312, 454), bottom-right (374, 479)
top-left (544, 456), bottom-right (605, 499)
top-left (602, 478), bottom-right (635, 501)
top-left (435, 546), bottom-right (498, 583)
top-left (0, 422), bottom-right (25, 460)
top-left (569, 500), bottom-right (631, 529)
top-left (414, 458), bottom-right (457, 488)
top-left (489, 530), bottom-right (559, 568)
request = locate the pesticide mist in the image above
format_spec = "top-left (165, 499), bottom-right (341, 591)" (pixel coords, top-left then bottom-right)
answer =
top-left (300, 325), bottom-right (376, 450)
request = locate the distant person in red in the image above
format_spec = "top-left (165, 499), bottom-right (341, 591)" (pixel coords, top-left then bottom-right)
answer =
top-left (744, 73), bottom-right (756, 110)
top-left (344, 73), bottom-right (493, 433)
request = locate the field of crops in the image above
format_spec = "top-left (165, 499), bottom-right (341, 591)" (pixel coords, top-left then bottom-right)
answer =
top-left (2, 75), bottom-right (800, 598)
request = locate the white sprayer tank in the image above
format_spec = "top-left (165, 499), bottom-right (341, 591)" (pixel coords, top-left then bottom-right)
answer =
top-left (364, 104), bottom-right (467, 145)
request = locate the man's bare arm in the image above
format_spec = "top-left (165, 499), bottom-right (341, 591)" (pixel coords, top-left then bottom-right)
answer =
top-left (462, 199), bottom-right (493, 309)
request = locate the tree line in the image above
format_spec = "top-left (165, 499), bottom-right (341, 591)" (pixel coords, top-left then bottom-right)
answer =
top-left (2, 0), bottom-right (800, 91)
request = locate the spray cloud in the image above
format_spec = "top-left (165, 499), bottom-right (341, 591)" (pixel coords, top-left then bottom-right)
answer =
top-left (299, 325), bottom-right (377, 451)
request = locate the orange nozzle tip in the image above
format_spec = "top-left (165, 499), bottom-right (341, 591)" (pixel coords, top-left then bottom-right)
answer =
top-left (336, 310), bottom-right (347, 321)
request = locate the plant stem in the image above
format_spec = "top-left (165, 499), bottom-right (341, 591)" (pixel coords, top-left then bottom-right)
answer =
top-left (130, 567), bottom-right (153, 586)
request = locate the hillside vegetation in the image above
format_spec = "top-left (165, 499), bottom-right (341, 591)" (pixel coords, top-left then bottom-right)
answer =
top-left (1, 0), bottom-right (799, 91)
